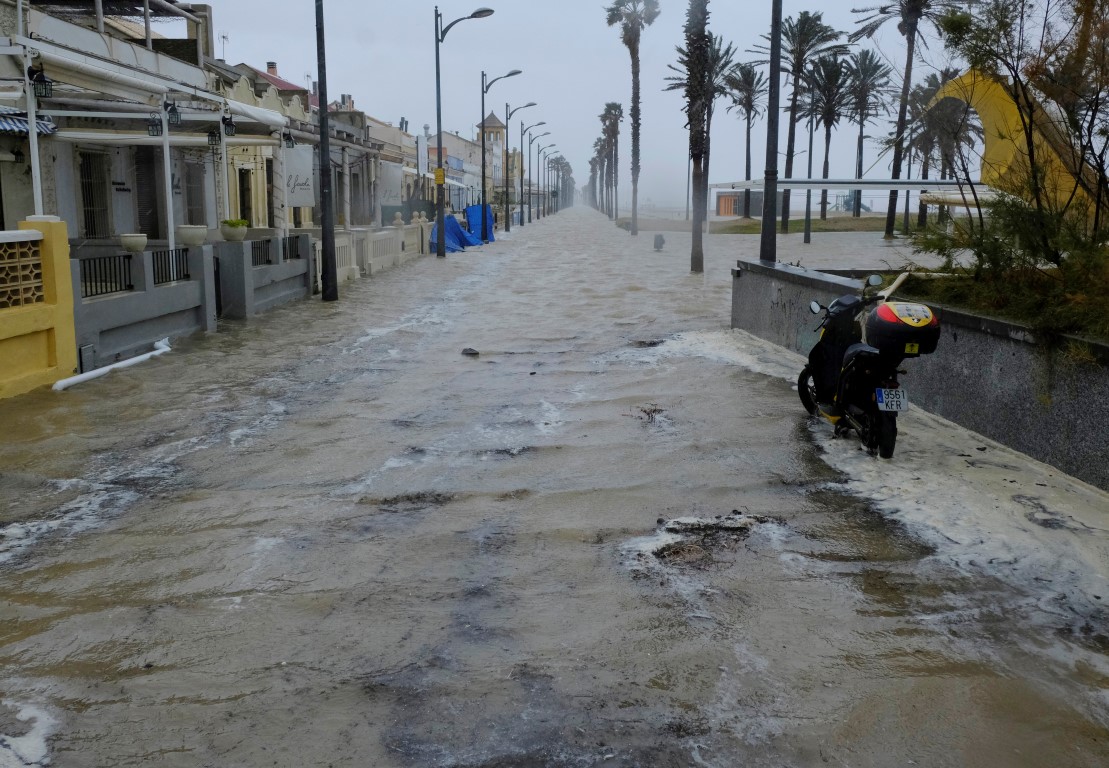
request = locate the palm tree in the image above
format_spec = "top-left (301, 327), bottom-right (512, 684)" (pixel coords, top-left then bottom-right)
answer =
top-left (600, 103), bottom-right (624, 219)
top-left (682, 0), bottom-right (710, 272)
top-left (850, 0), bottom-right (964, 238)
top-left (753, 11), bottom-right (848, 232)
top-left (845, 48), bottom-right (892, 217)
top-left (803, 55), bottom-right (850, 219)
top-left (723, 64), bottom-right (768, 218)
top-left (665, 33), bottom-right (737, 243)
top-left (909, 68), bottom-right (981, 225)
top-left (606, 0), bottom-right (661, 237)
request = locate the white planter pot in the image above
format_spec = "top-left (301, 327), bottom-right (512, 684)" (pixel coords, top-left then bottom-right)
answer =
top-left (119, 233), bottom-right (147, 253)
top-left (175, 225), bottom-right (208, 247)
top-left (220, 224), bottom-right (248, 242)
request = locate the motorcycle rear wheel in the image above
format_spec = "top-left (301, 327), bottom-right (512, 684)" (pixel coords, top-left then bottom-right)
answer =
top-left (876, 412), bottom-right (897, 458)
top-left (797, 367), bottom-right (818, 416)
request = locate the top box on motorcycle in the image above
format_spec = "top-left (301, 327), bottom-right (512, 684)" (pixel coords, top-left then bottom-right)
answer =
top-left (864, 301), bottom-right (940, 357)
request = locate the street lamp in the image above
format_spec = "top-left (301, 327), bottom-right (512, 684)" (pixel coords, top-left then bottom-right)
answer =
top-left (537, 143), bottom-right (555, 219)
top-left (435, 6), bottom-right (494, 258)
top-left (504, 101), bottom-right (535, 232)
top-left (528, 131), bottom-right (549, 223)
top-left (519, 120), bottom-right (544, 228)
top-left (480, 68), bottom-right (521, 242)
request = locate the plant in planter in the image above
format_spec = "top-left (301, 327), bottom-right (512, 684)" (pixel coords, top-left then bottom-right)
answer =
top-left (220, 219), bottom-right (249, 242)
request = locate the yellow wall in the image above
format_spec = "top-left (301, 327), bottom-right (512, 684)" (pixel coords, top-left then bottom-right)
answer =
top-left (0, 218), bottom-right (78, 399)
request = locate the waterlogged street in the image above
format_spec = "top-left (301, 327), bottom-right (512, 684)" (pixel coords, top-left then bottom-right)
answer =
top-left (2, 207), bottom-right (1109, 767)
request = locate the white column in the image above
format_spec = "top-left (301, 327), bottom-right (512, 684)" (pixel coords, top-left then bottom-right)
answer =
top-left (161, 109), bottom-right (176, 255)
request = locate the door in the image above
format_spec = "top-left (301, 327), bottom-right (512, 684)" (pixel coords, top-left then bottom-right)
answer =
top-left (238, 167), bottom-right (252, 224)
top-left (134, 146), bottom-right (161, 238)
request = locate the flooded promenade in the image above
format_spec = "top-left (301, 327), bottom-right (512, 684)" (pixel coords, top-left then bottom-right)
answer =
top-left (1, 207), bottom-right (1107, 767)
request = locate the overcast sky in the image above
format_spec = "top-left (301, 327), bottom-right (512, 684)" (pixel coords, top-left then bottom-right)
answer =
top-left (198, 1), bottom-right (962, 212)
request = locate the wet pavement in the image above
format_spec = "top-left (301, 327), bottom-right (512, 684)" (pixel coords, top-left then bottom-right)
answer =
top-left (1, 207), bottom-right (1108, 767)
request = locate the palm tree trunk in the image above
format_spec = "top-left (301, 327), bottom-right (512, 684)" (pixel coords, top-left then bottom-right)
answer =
top-left (885, 29), bottom-right (917, 238)
top-left (781, 85), bottom-right (800, 232)
top-left (854, 118), bottom-right (864, 217)
top-left (630, 44), bottom-right (641, 236)
top-left (917, 153), bottom-right (930, 227)
top-left (821, 123), bottom-right (832, 219)
top-left (744, 111), bottom-right (753, 218)
top-left (691, 156), bottom-right (705, 271)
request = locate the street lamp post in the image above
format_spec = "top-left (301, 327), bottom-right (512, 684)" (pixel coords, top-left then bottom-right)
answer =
top-left (519, 120), bottom-right (544, 228)
top-left (435, 6), bottom-right (493, 258)
top-left (480, 68), bottom-right (521, 242)
top-left (504, 101), bottom-right (535, 232)
top-left (537, 144), bottom-right (555, 219)
top-left (528, 131), bottom-right (549, 223)
top-left (760, 0), bottom-right (783, 263)
top-left (316, 0), bottom-right (338, 301)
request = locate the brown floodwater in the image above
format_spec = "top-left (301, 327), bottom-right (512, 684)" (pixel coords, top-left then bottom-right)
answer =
top-left (0, 208), bottom-right (1107, 767)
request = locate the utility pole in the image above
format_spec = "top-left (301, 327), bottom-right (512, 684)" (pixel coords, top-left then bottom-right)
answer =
top-left (316, 0), bottom-right (338, 300)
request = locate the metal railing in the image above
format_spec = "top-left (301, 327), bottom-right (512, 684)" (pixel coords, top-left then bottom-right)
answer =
top-left (151, 247), bottom-right (190, 285)
top-left (80, 253), bottom-right (133, 298)
top-left (251, 239), bottom-right (272, 267)
top-left (281, 235), bottom-right (302, 260)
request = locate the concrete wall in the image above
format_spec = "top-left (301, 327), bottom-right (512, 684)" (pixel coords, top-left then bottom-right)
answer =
top-left (0, 218), bottom-right (78, 398)
top-left (71, 246), bottom-right (216, 370)
top-left (732, 259), bottom-right (1109, 491)
top-left (215, 235), bottom-right (312, 319)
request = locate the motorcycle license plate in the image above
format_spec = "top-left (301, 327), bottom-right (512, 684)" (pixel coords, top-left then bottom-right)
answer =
top-left (876, 388), bottom-right (908, 411)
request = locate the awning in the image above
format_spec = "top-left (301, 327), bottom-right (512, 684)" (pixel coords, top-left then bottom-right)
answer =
top-left (52, 129), bottom-right (276, 146)
top-left (225, 100), bottom-right (287, 129)
top-left (402, 167), bottom-right (434, 180)
top-left (0, 107), bottom-right (56, 135)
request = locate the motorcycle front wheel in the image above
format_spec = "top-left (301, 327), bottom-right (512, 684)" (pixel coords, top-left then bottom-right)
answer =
top-left (797, 367), bottom-right (818, 415)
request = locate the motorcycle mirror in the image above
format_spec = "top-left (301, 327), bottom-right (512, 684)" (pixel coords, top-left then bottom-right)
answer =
top-left (867, 274), bottom-right (884, 287)
top-left (809, 300), bottom-right (821, 314)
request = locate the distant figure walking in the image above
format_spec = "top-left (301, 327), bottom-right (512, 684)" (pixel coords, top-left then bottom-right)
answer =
top-left (653, 234), bottom-right (665, 251)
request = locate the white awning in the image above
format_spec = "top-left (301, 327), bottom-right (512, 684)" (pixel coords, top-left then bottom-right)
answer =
top-left (53, 129), bottom-right (277, 147)
top-left (225, 101), bottom-right (287, 129)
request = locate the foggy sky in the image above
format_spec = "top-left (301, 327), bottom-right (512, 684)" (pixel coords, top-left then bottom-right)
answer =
top-left (196, 1), bottom-right (958, 211)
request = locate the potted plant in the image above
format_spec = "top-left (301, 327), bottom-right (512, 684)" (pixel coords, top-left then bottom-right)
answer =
top-left (175, 224), bottom-right (208, 247)
top-left (220, 219), bottom-right (249, 242)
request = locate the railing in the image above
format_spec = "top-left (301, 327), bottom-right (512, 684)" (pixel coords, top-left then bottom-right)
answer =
top-left (281, 235), bottom-right (302, 260)
top-left (80, 253), bottom-right (133, 298)
top-left (251, 239), bottom-right (272, 267)
top-left (151, 247), bottom-right (190, 285)
top-left (0, 231), bottom-right (44, 309)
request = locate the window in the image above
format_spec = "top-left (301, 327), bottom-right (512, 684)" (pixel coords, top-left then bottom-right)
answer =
top-left (78, 150), bottom-right (111, 238)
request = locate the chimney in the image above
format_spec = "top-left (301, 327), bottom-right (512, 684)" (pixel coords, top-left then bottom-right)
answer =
top-left (267, 61), bottom-right (278, 75)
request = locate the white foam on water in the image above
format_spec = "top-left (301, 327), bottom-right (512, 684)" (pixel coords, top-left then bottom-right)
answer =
top-left (0, 701), bottom-right (57, 767)
top-left (0, 486), bottom-right (140, 565)
top-left (663, 329), bottom-right (1109, 631)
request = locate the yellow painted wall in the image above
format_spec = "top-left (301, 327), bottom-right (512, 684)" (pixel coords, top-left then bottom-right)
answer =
top-left (0, 218), bottom-right (78, 399)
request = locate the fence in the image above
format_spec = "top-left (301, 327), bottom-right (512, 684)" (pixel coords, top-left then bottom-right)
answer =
top-left (79, 253), bottom-right (133, 298)
top-left (152, 248), bottom-right (190, 285)
top-left (251, 240), bottom-right (273, 267)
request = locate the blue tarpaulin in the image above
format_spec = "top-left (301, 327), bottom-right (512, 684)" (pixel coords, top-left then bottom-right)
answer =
top-left (430, 214), bottom-right (466, 253)
top-left (430, 214), bottom-right (484, 253)
top-left (448, 215), bottom-right (482, 247)
top-left (465, 205), bottom-right (496, 242)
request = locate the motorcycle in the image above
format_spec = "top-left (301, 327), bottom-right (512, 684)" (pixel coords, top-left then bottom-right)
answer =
top-left (797, 273), bottom-right (940, 458)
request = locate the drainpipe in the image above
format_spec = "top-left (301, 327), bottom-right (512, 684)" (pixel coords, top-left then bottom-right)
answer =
top-left (161, 107), bottom-right (176, 255)
top-left (219, 108), bottom-right (230, 220)
top-left (23, 55), bottom-right (43, 216)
